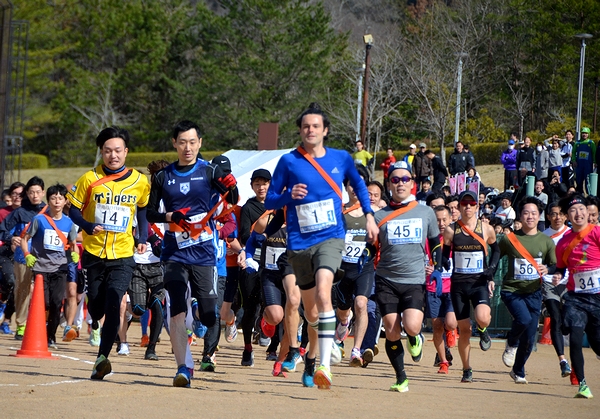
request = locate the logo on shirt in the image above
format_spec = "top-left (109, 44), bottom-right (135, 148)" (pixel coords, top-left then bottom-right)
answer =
top-left (167, 179), bottom-right (176, 186)
top-left (191, 177), bottom-right (204, 181)
top-left (331, 167), bottom-right (339, 174)
top-left (180, 182), bottom-right (190, 195)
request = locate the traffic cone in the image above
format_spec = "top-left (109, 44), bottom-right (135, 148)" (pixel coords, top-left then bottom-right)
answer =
top-left (13, 274), bottom-right (53, 358)
top-left (539, 317), bottom-right (552, 345)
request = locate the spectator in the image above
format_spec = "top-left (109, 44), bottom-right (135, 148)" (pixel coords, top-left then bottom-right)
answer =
top-left (494, 195), bottom-right (516, 225)
top-left (501, 138), bottom-right (518, 190)
top-left (424, 150), bottom-right (448, 193)
top-left (448, 141), bottom-right (469, 175)
top-left (547, 137), bottom-right (563, 181)
top-left (353, 140), bottom-right (373, 168)
top-left (402, 144), bottom-right (417, 166)
top-left (463, 144), bottom-right (476, 168)
top-left (534, 141), bottom-right (549, 181)
top-left (516, 136), bottom-right (535, 185)
top-left (573, 127), bottom-right (595, 193)
top-left (416, 179), bottom-right (433, 204)
top-left (465, 166), bottom-right (485, 190)
top-left (534, 180), bottom-right (548, 231)
top-left (561, 130), bottom-right (574, 187)
top-left (413, 142), bottom-right (432, 191)
top-left (587, 195), bottom-right (600, 225)
top-left (547, 170), bottom-right (568, 202)
top-left (441, 185), bottom-right (452, 197)
top-left (379, 147), bottom-right (396, 183)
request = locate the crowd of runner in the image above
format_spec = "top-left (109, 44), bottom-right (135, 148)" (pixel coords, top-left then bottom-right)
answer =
top-left (0, 105), bottom-right (598, 399)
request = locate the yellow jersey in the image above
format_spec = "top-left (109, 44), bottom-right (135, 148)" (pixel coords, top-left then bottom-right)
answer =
top-left (67, 166), bottom-right (150, 259)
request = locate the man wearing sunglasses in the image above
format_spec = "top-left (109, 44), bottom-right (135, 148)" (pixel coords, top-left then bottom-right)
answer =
top-left (442, 190), bottom-right (499, 383)
top-left (374, 161), bottom-right (442, 392)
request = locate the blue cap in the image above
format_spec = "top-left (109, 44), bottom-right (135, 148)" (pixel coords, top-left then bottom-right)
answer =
top-left (388, 161), bottom-right (412, 178)
top-left (508, 139), bottom-right (515, 145)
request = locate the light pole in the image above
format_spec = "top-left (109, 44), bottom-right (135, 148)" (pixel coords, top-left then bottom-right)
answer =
top-left (575, 33), bottom-right (593, 142)
top-left (355, 64), bottom-right (365, 144)
top-left (360, 34), bottom-right (373, 145)
top-left (454, 53), bottom-right (468, 145)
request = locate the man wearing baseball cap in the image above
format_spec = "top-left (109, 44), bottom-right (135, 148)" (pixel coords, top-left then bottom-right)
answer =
top-left (402, 144), bottom-right (417, 167)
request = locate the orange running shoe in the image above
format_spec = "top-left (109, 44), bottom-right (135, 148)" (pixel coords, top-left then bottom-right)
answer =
top-left (438, 361), bottom-right (449, 374)
top-left (140, 334), bottom-right (149, 347)
top-left (570, 370), bottom-right (578, 386)
top-left (446, 329), bottom-right (456, 348)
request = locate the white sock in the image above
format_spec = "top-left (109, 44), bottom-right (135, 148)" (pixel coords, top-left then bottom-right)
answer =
top-left (318, 310), bottom-right (336, 369)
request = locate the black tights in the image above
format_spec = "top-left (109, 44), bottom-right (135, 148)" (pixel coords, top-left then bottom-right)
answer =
top-left (544, 299), bottom-right (564, 357)
top-left (569, 325), bottom-right (600, 383)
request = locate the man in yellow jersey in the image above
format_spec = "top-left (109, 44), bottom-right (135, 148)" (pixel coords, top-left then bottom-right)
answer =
top-left (67, 127), bottom-right (150, 380)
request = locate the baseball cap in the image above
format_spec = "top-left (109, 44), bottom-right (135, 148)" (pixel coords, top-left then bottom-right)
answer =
top-left (458, 190), bottom-right (477, 202)
top-left (251, 168), bottom-right (271, 182)
top-left (508, 139), bottom-right (515, 145)
top-left (419, 142), bottom-right (427, 148)
top-left (388, 161), bottom-right (412, 178)
top-left (409, 144), bottom-right (416, 149)
top-left (582, 127), bottom-right (591, 134)
top-left (212, 155), bottom-right (231, 174)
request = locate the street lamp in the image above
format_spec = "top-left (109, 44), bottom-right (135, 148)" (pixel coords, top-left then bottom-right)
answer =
top-left (355, 64), bottom-right (365, 144)
top-left (454, 52), bottom-right (468, 145)
top-left (575, 33), bottom-right (593, 142)
top-left (360, 34), bottom-right (373, 144)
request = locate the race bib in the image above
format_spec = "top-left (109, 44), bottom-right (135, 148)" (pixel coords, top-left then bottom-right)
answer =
top-left (386, 218), bottom-right (422, 245)
top-left (454, 251), bottom-right (484, 274)
top-left (573, 269), bottom-right (600, 294)
top-left (297, 199), bottom-right (336, 233)
top-left (514, 257), bottom-right (542, 281)
top-left (264, 246), bottom-right (286, 270)
top-left (175, 213), bottom-right (213, 249)
top-left (43, 229), bottom-right (65, 251)
top-left (95, 203), bottom-right (130, 233)
top-left (343, 232), bottom-right (367, 263)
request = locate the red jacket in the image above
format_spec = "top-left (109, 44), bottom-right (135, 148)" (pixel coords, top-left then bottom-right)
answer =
top-left (380, 156), bottom-right (396, 179)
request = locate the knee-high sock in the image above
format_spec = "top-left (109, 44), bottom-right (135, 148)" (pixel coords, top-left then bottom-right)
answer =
top-left (386, 339), bottom-right (406, 383)
top-left (318, 310), bottom-right (336, 369)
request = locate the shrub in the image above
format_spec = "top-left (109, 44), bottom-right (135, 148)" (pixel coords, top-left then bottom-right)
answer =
top-left (6, 154), bottom-right (49, 169)
top-left (124, 151), bottom-right (225, 167)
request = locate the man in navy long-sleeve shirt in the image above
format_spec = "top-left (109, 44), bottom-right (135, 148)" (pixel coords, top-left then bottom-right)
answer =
top-left (501, 137), bottom-right (518, 189)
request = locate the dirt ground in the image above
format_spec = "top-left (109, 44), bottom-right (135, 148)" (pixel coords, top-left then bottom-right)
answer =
top-left (1, 324), bottom-right (598, 419)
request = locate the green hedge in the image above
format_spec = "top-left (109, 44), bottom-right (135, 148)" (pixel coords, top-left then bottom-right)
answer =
top-left (125, 151), bottom-right (225, 167)
top-left (373, 143), bottom-right (505, 168)
top-left (6, 154), bottom-right (49, 169)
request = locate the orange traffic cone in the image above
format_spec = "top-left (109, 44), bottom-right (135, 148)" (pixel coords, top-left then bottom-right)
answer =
top-left (539, 317), bottom-right (552, 345)
top-left (13, 274), bottom-right (53, 359)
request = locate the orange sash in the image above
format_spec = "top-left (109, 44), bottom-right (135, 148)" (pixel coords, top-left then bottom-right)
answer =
top-left (81, 169), bottom-right (133, 213)
top-left (41, 213), bottom-right (70, 250)
top-left (343, 202), bottom-right (361, 215)
top-left (457, 219), bottom-right (488, 256)
top-left (550, 226), bottom-right (569, 239)
top-left (506, 232), bottom-right (542, 279)
top-left (562, 224), bottom-right (595, 267)
top-left (296, 146), bottom-right (342, 199)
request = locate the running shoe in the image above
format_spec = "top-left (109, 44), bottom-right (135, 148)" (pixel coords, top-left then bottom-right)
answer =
top-left (560, 360), bottom-right (572, 377)
top-left (117, 342), bottom-right (130, 356)
top-left (446, 329), bottom-right (456, 348)
top-left (201, 355), bottom-right (216, 372)
top-left (362, 348), bottom-right (374, 368)
top-left (266, 351), bottom-right (278, 361)
top-left (313, 365), bottom-right (332, 390)
top-left (502, 343), bottom-right (517, 367)
top-left (140, 334), bottom-right (149, 347)
top-left (62, 326), bottom-right (77, 342)
top-left (144, 350), bottom-right (159, 361)
top-left (433, 353), bottom-right (441, 367)
top-left (509, 370), bottom-right (528, 384)
top-left (193, 320), bottom-right (208, 339)
top-left (335, 312), bottom-right (353, 343)
top-left (570, 371), bottom-right (578, 386)
top-left (302, 362), bottom-right (315, 388)
top-left (89, 327), bottom-right (101, 347)
top-left (373, 344), bottom-right (379, 356)
top-left (438, 361), bottom-right (449, 374)
top-left (406, 333), bottom-right (424, 362)
top-left (349, 347), bottom-right (363, 367)
top-left (90, 355), bottom-right (112, 380)
top-left (575, 380), bottom-right (593, 399)
top-left (173, 365), bottom-right (191, 388)
top-left (224, 319), bottom-right (238, 343)
top-left (390, 379), bottom-right (409, 392)
top-left (261, 317), bottom-right (276, 339)
top-left (461, 368), bottom-right (473, 383)
top-left (15, 325), bottom-right (25, 340)
top-left (282, 350), bottom-right (302, 372)
top-left (272, 361), bottom-right (287, 377)
top-left (241, 349), bottom-right (254, 367)
top-left (48, 340), bottom-right (58, 349)
top-left (446, 348), bottom-right (453, 365)
top-left (0, 321), bottom-right (12, 334)
top-left (478, 327), bottom-right (491, 351)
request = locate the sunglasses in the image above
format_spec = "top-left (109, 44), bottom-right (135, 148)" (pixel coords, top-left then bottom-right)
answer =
top-left (390, 176), bottom-right (413, 184)
top-left (460, 200), bottom-right (477, 207)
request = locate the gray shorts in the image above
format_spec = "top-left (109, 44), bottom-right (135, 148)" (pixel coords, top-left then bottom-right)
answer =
top-left (287, 238), bottom-right (344, 290)
top-left (542, 281), bottom-right (566, 303)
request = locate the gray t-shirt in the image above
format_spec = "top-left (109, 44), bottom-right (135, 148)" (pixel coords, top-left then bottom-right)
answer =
top-left (28, 216), bottom-right (78, 273)
top-left (374, 203), bottom-right (439, 284)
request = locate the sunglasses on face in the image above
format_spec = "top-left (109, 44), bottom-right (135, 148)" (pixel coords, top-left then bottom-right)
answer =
top-left (460, 200), bottom-right (477, 207)
top-left (390, 176), bottom-right (413, 184)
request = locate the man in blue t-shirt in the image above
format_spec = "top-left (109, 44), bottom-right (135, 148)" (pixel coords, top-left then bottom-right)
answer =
top-left (265, 103), bottom-right (378, 389)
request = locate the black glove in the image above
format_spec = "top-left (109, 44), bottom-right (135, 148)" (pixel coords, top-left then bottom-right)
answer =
top-left (482, 265), bottom-right (496, 282)
top-left (442, 256), bottom-right (451, 271)
top-left (171, 211), bottom-right (191, 232)
top-left (148, 233), bottom-right (162, 258)
top-left (357, 244), bottom-right (376, 274)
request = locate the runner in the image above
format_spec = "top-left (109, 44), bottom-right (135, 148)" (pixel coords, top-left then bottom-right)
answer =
top-left (67, 127), bottom-right (150, 380)
top-left (146, 120), bottom-right (238, 387)
top-left (265, 103), bottom-right (378, 389)
top-left (542, 202), bottom-right (572, 378)
top-left (442, 190), bottom-right (499, 383)
top-left (374, 161), bottom-right (442, 392)
top-left (555, 194), bottom-right (600, 398)
top-left (498, 196), bottom-right (557, 384)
